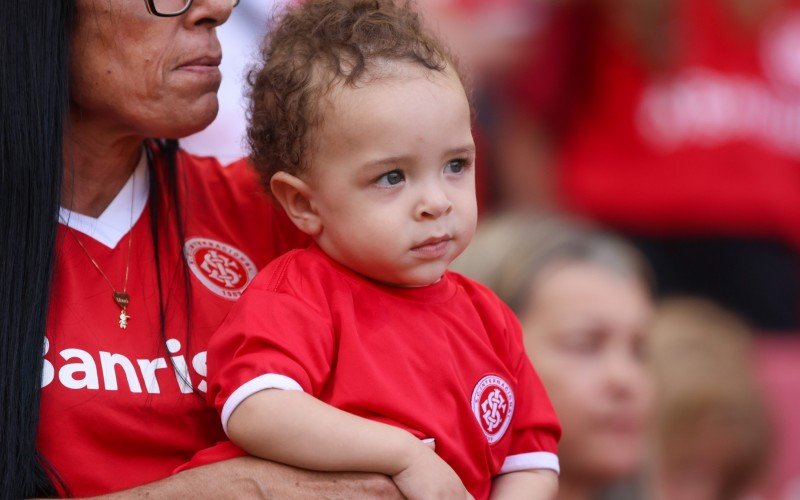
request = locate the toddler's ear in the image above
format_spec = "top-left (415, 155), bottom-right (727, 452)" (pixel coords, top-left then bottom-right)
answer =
top-left (270, 172), bottom-right (323, 237)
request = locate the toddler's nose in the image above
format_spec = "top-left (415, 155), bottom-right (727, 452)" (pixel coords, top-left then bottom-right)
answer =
top-left (416, 184), bottom-right (453, 220)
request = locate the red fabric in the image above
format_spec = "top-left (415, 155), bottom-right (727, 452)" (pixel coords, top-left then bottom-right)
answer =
top-left (40, 149), bottom-right (307, 496)
top-left (511, 0), bottom-right (800, 247)
top-left (205, 245), bottom-right (561, 500)
top-left (753, 336), bottom-right (800, 499)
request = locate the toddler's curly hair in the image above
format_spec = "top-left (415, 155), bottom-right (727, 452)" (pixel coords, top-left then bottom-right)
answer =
top-left (247, 0), bottom-right (467, 188)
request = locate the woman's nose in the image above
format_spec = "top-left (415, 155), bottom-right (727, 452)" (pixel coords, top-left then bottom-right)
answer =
top-left (605, 352), bottom-right (647, 398)
top-left (184, 0), bottom-right (234, 28)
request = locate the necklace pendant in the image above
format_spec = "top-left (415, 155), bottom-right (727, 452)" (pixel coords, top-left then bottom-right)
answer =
top-left (113, 291), bottom-right (130, 309)
top-left (119, 308), bottom-right (131, 330)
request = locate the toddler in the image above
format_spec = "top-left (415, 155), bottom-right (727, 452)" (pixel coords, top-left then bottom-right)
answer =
top-left (207, 1), bottom-right (560, 498)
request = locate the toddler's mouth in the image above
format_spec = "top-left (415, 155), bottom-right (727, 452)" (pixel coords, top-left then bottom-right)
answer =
top-left (411, 236), bottom-right (452, 258)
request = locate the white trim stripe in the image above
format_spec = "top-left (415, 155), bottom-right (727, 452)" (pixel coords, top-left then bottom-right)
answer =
top-left (499, 452), bottom-right (560, 475)
top-left (59, 150), bottom-right (149, 249)
top-left (221, 374), bottom-right (304, 436)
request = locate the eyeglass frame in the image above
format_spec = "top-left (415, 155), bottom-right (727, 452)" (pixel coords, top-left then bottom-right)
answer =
top-left (143, 0), bottom-right (240, 18)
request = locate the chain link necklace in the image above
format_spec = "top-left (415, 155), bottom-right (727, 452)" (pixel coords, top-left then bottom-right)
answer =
top-left (61, 162), bottom-right (137, 329)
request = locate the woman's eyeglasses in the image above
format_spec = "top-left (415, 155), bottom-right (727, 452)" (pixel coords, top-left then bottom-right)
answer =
top-left (144, 0), bottom-right (240, 17)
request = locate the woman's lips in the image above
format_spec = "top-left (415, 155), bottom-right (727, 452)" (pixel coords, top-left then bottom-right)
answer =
top-left (175, 55), bottom-right (222, 80)
top-left (411, 237), bottom-right (451, 258)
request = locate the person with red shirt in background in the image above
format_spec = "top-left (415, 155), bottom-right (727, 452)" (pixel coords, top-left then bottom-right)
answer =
top-left (1, 0), bottom-right (412, 497)
top-left (495, 0), bottom-right (800, 330)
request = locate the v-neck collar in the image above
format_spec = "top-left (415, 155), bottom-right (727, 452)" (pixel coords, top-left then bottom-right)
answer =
top-left (59, 151), bottom-right (150, 249)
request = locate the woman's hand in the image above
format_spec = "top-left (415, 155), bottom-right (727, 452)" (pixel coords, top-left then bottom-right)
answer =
top-left (392, 445), bottom-right (472, 500)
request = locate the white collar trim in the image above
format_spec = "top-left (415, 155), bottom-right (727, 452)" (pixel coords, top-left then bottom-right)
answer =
top-left (59, 151), bottom-right (150, 249)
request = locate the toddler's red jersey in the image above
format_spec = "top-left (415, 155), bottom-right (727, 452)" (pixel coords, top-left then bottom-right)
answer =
top-left (207, 246), bottom-right (561, 500)
top-left (40, 148), bottom-right (306, 496)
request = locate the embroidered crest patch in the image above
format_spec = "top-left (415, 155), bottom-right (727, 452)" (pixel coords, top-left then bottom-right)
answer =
top-left (471, 375), bottom-right (515, 444)
top-left (184, 238), bottom-right (257, 300)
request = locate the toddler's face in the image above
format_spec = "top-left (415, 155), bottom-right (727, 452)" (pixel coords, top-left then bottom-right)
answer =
top-left (303, 63), bottom-right (477, 287)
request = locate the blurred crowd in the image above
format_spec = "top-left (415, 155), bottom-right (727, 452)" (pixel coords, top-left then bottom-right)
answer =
top-left (184, 0), bottom-right (800, 498)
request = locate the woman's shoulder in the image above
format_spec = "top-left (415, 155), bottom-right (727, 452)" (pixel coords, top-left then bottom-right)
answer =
top-left (176, 149), bottom-right (267, 207)
top-left (174, 149), bottom-right (310, 267)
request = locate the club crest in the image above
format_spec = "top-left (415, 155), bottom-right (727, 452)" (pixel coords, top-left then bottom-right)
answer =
top-left (471, 374), bottom-right (515, 444)
top-left (184, 237), bottom-right (257, 300)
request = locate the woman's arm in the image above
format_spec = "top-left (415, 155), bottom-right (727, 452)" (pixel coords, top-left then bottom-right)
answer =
top-left (227, 389), bottom-right (468, 499)
top-left (88, 456), bottom-right (403, 499)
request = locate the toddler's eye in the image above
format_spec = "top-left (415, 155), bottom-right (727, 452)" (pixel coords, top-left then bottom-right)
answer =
top-left (376, 169), bottom-right (405, 187)
top-left (445, 159), bottom-right (467, 174)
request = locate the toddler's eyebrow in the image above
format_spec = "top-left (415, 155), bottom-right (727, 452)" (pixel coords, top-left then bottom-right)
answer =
top-left (361, 155), bottom-right (411, 172)
top-left (361, 144), bottom-right (476, 172)
top-left (444, 144), bottom-right (476, 157)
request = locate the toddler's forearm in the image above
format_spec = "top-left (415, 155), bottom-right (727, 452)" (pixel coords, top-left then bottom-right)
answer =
top-left (227, 389), bottom-right (426, 475)
top-left (490, 469), bottom-right (558, 500)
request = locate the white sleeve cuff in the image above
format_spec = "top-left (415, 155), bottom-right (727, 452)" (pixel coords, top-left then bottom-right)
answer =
top-left (221, 373), bottom-right (304, 436)
top-left (499, 452), bottom-right (560, 475)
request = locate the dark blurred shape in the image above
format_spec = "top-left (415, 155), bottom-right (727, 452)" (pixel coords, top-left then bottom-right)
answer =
top-left (633, 237), bottom-right (800, 330)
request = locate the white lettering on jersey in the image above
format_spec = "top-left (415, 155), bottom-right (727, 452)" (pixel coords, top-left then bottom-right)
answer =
top-left (167, 338), bottom-right (194, 394)
top-left (137, 358), bottom-right (169, 393)
top-left (637, 68), bottom-right (800, 156)
top-left (59, 349), bottom-right (100, 390)
top-left (100, 351), bottom-right (143, 392)
top-left (42, 337), bottom-right (55, 388)
top-left (192, 351), bottom-right (207, 393)
top-left (42, 337), bottom-right (208, 395)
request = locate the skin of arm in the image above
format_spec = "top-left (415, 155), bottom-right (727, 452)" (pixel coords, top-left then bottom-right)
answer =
top-left (489, 469), bottom-right (558, 500)
top-left (227, 389), bottom-right (470, 499)
top-left (83, 456), bottom-right (403, 499)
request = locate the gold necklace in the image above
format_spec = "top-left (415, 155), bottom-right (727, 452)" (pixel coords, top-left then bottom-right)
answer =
top-left (62, 171), bottom-right (136, 330)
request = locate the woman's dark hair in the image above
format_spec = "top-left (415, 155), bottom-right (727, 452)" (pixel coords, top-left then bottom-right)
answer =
top-left (0, 0), bottom-right (72, 496)
top-left (0, 2), bottom-right (194, 497)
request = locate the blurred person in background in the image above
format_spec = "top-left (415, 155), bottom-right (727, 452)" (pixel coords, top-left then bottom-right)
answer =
top-left (493, 0), bottom-right (800, 331)
top-left (644, 298), bottom-right (771, 500)
top-left (453, 213), bottom-right (654, 500)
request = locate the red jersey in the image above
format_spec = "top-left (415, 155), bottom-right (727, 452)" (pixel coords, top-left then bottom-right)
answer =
top-left (40, 148), bottom-right (306, 496)
top-left (512, 0), bottom-right (800, 247)
top-left (207, 246), bottom-right (561, 500)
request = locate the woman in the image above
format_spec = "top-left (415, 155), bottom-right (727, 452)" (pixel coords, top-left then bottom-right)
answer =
top-left (0, 0), bottom-right (402, 497)
top-left (453, 213), bottom-right (654, 500)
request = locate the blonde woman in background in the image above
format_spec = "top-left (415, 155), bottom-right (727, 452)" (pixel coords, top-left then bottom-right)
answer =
top-left (647, 298), bottom-right (771, 500)
top-left (453, 213), bottom-right (654, 500)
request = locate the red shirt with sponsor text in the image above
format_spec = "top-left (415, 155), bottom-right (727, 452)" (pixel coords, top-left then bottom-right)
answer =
top-left (508, 0), bottom-right (800, 246)
top-left (40, 148), bottom-right (306, 496)
top-left (206, 245), bottom-right (561, 500)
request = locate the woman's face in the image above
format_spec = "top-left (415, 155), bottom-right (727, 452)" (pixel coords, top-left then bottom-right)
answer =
top-left (521, 261), bottom-right (654, 485)
top-left (70, 0), bottom-right (233, 139)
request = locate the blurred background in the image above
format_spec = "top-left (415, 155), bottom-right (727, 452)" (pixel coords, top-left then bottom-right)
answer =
top-left (183, 1), bottom-right (800, 498)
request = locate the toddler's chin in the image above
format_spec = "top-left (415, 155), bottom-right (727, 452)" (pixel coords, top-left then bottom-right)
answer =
top-left (401, 275), bottom-right (443, 288)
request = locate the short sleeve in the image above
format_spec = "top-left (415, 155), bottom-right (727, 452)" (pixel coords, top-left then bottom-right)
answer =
top-left (500, 307), bottom-right (562, 475)
top-left (206, 285), bottom-right (336, 435)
